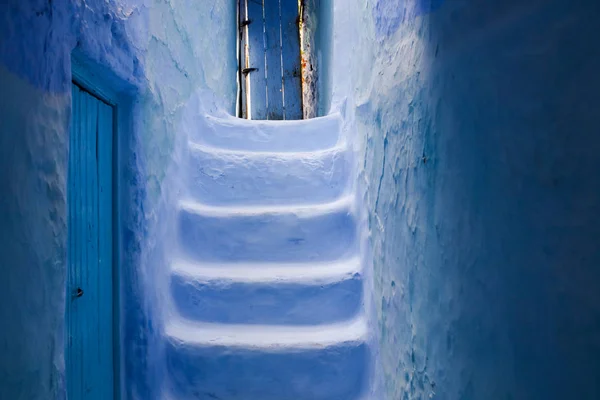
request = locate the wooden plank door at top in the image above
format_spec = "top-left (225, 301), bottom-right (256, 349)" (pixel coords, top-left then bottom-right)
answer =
top-left (242, 0), bottom-right (303, 120)
top-left (280, 0), bottom-right (303, 119)
top-left (67, 83), bottom-right (114, 400)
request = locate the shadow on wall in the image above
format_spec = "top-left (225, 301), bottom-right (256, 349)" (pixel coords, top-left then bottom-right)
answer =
top-left (361, 0), bottom-right (600, 399)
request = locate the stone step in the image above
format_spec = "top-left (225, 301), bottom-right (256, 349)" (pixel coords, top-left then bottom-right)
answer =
top-left (169, 257), bottom-right (363, 325)
top-left (176, 196), bottom-right (357, 262)
top-left (185, 143), bottom-right (351, 205)
top-left (164, 317), bottom-right (370, 400)
top-left (189, 112), bottom-right (342, 152)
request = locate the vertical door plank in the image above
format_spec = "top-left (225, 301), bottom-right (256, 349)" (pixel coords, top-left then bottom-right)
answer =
top-left (280, 0), bottom-right (303, 119)
top-left (247, 0), bottom-right (268, 120)
top-left (81, 90), bottom-right (90, 398)
top-left (264, 0), bottom-right (284, 119)
top-left (239, 0), bottom-right (250, 119)
top-left (91, 97), bottom-right (99, 397)
top-left (79, 87), bottom-right (87, 400)
top-left (77, 87), bottom-right (87, 400)
top-left (97, 100), bottom-right (114, 399)
top-left (84, 89), bottom-right (99, 398)
top-left (67, 84), bottom-right (79, 399)
top-left (66, 84), bottom-right (72, 399)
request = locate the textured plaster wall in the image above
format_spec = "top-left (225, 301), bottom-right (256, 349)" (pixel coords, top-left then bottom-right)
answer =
top-left (0, 1), bottom-right (236, 399)
top-left (299, 0), bottom-right (333, 118)
top-left (3, 1), bottom-right (600, 399)
top-left (345, 0), bottom-right (600, 399)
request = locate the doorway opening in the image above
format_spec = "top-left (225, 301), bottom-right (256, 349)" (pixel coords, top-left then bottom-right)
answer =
top-left (66, 60), bottom-right (120, 400)
top-left (237, 0), bottom-right (332, 120)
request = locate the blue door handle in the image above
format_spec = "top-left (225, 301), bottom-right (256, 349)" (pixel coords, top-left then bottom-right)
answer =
top-left (73, 287), bottom-right (84, 298)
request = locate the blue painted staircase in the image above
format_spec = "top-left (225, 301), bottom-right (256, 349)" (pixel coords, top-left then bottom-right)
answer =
top-left (165, 113), bottom-right (370, 400)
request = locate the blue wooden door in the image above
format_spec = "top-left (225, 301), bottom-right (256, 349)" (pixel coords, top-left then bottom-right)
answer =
top-left (240, 0), bottom-right (303, 120)
top-left (67, 83), bottom-right (114, 400)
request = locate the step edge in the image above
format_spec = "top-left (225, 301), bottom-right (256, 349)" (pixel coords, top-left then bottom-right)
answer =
top-left (203, 111), bottom-right (342, 128)
top-left (170, 256), bottom-right (362, 284)
top-left (162, 390), bottom-right (373, 400)
top-left (187, 141), bottom-right (348, 158)
top-left (164, 315), bottom-right (368, 350)
top-left (178, 195), bottom-right (355, 218)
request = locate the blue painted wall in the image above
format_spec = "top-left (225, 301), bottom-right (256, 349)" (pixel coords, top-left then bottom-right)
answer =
top-left (0, 1), bottom-right (236, 399)
top-left (350, 0), bottom-right (600, 398)
top-left (3, 0), bottom-right (600, 399)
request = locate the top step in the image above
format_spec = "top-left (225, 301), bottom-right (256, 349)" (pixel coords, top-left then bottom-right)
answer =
top-left (191, 113), bottom-right (342, 152)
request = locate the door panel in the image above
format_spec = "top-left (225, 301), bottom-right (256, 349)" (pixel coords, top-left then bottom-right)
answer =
top-left (67, 83), bottom-right (114, 400)
top-left (280, 0), bottom-right (303, 120)
top-left (264, 0), bottom-right (285, 119)
top-left (246, 0), bottom-right (268, 119)
top-left (242, 0), bottom-right (303, 120)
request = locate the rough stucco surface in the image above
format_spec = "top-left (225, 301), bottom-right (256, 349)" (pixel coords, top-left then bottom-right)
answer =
top-left (0, 1), bottom-right (236, 399)
top-left (3, 0), bottom-right (600, 399)
top-left (0, 64), bottom-right (70, 400)
top-left (349, 0), bottom-right (600, 398)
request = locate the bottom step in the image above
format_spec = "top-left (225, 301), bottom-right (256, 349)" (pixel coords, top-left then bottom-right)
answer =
top-left (164, 319), bottom-right (370, 400)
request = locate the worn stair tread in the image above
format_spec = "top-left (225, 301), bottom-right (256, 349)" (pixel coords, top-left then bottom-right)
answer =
top-left (165, 316), bottom-right (368, 349)
top-left (177, 195), bottom-right (357, 262)
top-left (169, 257), bottom-right (364, 325)
top-left (178, 195), bottom-right (354, 218)
top-left (170, 256), bottom-right (362, 284)
top-left (186, 143), bottom-right (350, 205)
top-left (192, 112), bottom-right (342, 152)
top-left (188, 141), bottom-right (347, 158)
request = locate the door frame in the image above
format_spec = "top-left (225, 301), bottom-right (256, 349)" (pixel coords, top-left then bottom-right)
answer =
top-left (70, 52), bottom-right (130, 400)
